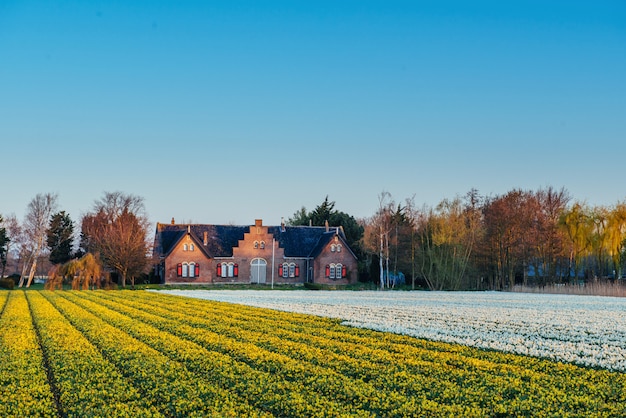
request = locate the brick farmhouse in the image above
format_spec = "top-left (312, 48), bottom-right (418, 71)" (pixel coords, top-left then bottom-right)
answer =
top-left (153, 219), bottom-right (358, 285)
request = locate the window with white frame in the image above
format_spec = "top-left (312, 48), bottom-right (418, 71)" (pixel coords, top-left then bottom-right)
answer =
top-left (260, 241), bottom-right (266, 249)
top-left (289, 263), bottom-right (295, 278)
top-left (183, 244), bottom-right (188, 251)
top-left (282, 262), bottom-right (289, 278)
top-left (181, 263), bottom-right (189, 277)
top-left (217, 262), bottom-right (238, 278)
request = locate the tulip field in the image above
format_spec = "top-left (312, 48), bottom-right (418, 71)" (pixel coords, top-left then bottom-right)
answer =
top-left (1, 290), bottom-right (625, 417)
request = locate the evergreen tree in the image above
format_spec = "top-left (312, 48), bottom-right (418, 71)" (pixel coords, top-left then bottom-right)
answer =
top-left (288, 196), bottom-right (364, 256)
top-left (47, 211), bottom-right (74, 265)
top-left (0, 215), bottom-right (9, 278)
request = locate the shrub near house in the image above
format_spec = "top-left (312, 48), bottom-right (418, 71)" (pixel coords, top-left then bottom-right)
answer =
top-left (153, 219), bottom-right (358, 285)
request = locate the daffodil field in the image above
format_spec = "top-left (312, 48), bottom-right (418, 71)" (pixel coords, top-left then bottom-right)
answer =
top-left (1, 290), bottom-right (625, 417)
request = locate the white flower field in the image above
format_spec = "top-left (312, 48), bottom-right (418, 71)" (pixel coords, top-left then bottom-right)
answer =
top-left (161, 289), bottom-right (626, 372)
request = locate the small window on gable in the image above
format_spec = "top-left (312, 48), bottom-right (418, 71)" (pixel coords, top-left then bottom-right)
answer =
top-left (260, 241), bottom-right (265, 249)
top-left (254, 241), bottom-right (259, 249)
top-left (190, 244), bottom-right (194, 251)
top-left (331, 244), bottom-right (336, 252)
top-left (337, 244), bottom-right (342, 252)
top-left (183, 244), bottom-right (188, 251)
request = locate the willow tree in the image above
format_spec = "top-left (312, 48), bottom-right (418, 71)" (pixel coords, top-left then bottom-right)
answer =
top-left (418, 195), bottom-right (481, 290)
top-left (81, 192), bottom-right (151, 288)
top-left (46, 253), bottom-right (107, 290)
top-left (559, 203), bottom-right (594, 281)
top-left (606, 202), bottom-right (626, 279)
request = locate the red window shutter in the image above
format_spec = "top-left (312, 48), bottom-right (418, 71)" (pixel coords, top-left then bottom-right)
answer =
top-left (216, 263), bottom-right (222, 276)
top-left (279, 265), bottom-right (283, 276)
top-left (325, 265), bottom-right (330, 278)
top-left (234, 264), bottom-right (239, 277)
top-left (195, 263), bottom-right (199, 277)
top-left (177, 264), bottom-right (182, 276)
top-left (295, 265), bottom-right (300, 277)
top-left (342, 265), bottom-right (347, 278)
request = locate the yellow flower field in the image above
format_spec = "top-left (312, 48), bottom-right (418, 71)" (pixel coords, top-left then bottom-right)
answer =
top-left (1, 289), bottom-right (625, 417)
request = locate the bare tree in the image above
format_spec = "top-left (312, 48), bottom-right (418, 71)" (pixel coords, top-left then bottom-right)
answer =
top-left (19, 193), bottom-right (58, 287)
top-left (4, 214), bottom-right (23, 276)
top-left (374, 192), bottom-right (393, 289)
top-left (81, 191), bottom-right (151, 288)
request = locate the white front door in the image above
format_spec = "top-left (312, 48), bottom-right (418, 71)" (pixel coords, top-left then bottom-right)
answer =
top-left (251, 258), bottom-right (267, 284)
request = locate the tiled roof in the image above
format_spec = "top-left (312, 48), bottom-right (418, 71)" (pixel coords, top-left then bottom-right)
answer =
top-left (155, 224), bottom-right (248, 257)
top-left (268, 226), bottom-right (334, 257)
top-left (155, 223), bottom-right (350, 258)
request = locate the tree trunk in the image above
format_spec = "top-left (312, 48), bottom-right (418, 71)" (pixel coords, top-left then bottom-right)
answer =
top-left (26, 259), bottom-right (38, 288)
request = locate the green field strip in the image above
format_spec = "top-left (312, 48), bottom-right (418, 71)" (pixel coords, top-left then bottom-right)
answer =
top-left (101, 290), bottom-right (626, 417)
top-left (138, 290), bottom-right (626, 389)
top-left (61, 290), bottom-right (394, 418)
top-left (41, 291), bottom-right (269, 418)
top-left (0, 291), bottom-right (58, 417)
top-left (91, 291), bottom-right (487, 415)
top-left (95, 292), bottom-right (566, 409)
top-left (78, 291), bottom-right (474, 417)
top-left (25, 291), bottom-right (163, 417)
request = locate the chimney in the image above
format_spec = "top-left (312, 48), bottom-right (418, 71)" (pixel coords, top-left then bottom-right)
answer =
top-left (203, 231), bottom-right (208, 246)
top-left (171, 217), bottom-right (175, 225)
top-left (255, 219), bottom-right (263, 227)
top-left (325, 220), bottom-right (329, 232)
top-left (281, 217), bottom-right (286, 232)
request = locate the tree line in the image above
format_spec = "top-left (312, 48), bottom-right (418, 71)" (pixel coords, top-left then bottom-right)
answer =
top-left (354, 188), bottom-right (626, 290)
top-left (0, 191), bottom-right (151, 289)
top-left (2, 187), bottom-right (625, 290)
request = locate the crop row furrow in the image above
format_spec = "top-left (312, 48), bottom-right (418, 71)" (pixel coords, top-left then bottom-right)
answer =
top-left (99, 290), bottom-right (626, 416)
top-left (81, 291), bottom-right (483, 417)
top-left (25, 291), bottom-right (163, 417)
top-left (0, 291), bottom-right (58, 417)
top-left (95, 291), bottom-right (533, 408)
top-left (41, 291), bottom-right (266, 418)
top-left (58, 291), bottom-right (373, 418)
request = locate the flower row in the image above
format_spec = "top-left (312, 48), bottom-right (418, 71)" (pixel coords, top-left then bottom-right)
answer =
top-left (3, 289), bottom-right (626, 417)
top-left (86, 290), bottom-right (626, 416)
top-left (168, 289), bottom-right (626, 371)
top-left (0, 291), bottom-right (57, 417)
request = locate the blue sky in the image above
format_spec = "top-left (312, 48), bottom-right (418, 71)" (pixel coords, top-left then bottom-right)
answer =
top-left (2, 1), bottom-right (625, 227)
